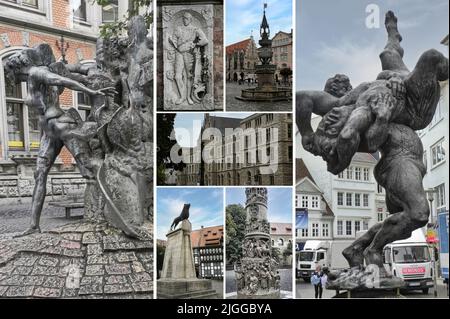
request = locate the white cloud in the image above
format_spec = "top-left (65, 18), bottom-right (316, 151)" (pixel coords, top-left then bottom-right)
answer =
top-left (315, 40), bottom-right (381, 87)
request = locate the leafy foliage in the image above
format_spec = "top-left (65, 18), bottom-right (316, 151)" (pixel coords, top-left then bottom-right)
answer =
top-left (156, 113), bottom-right (185, 185)
top-left (225, 204), bottom-right (247, 266)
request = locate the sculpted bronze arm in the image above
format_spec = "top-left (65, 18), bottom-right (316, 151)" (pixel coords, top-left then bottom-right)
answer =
top-left (65, 63), bottom-right (92, 75)
top-left (29, 66), bottom-right (115, 97)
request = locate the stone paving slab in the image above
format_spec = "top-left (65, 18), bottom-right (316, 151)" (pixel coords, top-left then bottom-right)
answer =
top-left (0, 219), bottom-right (153, 299)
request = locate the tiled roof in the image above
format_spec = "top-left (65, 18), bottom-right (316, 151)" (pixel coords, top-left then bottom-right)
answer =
top-left (191, 225), bottom-right (224, 248)
top-left (270, 223), bottom-right (292, 236)
top-left (296, 158), bottom-right (315, 183)
top-left (352, 152), bottom-right (378, 163)
top-left (226, 38), bottom-right (252, 55)
top-left (206, 115), bottom-right (242, 134)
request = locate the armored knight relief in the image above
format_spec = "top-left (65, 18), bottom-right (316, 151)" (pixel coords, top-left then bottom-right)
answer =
top-left (162, 5), bottom-right (214, 110)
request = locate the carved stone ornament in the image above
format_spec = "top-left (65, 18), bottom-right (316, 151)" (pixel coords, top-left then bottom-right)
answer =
top-left (162, 4), bottom-right (214, 110)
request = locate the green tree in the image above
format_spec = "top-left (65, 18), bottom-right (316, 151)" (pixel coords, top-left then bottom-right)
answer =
top-left (280, 67), bottom-right (292, 84)
top-left (226, 204), bottom-right (246, 266)
top-left (156, 113), bottom-right (185, 185)
top-left (94, 0), bottom-right (153, 38)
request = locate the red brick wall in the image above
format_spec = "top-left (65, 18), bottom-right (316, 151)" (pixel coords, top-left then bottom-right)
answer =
top-left (52, 0), bottom-right (71, 29)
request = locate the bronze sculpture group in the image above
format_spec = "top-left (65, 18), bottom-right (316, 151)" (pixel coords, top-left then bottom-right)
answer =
top-left (3, 15), bottom-right (153, 239)
top-left (297, 11), bottom-right (449, 284)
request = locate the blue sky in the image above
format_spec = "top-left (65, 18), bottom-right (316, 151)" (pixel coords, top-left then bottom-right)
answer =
top-left (173, 113), bottom-right (252, 148)
top-left (226, 0), bottom-right (293, 45)
top-left (156, 188), bottom-right (224, 240)
top-left (226, 188), bottom-right (292, 223)
top-left (296, 0), bottom-right (449, 90)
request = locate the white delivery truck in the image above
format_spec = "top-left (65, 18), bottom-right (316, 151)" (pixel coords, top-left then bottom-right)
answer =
top-left (383, 229), bottom-right (434, 294)
top-left (296, 240), bottom-right (351, 281)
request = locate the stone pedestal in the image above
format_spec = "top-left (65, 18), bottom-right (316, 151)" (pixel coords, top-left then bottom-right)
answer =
top-left (160, 220), bottom-right (196, 279)
top-left (158, 220), bottom-right (217, 299)
top-left (255, 64), bottom-right (276, 89)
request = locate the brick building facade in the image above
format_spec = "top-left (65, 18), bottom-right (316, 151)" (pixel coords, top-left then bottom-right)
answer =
top-left (271, 30), bottom-right (293, 83)
top-left (177, 113), bottom-right (293, 186)
top-left (226, 36), bottom-right (258, 82)
top-left (0, 0), bottom-right (130, 199)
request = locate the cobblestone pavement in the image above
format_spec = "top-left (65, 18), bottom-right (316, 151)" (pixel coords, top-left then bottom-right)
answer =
top-left (225, 267), bottom-right (292, 294)
top-left (0, 198), bottom-right (83, 237)
top-left (0, 221), bottom-right (153, 298)
top-left (225, 82), bottom-right (293, 112)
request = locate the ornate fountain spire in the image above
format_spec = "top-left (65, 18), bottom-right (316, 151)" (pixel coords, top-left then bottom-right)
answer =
top-left (260, 3), bottom-right (270, 40)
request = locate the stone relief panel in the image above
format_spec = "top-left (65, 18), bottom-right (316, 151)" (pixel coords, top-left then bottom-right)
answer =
top-left (162, 5), bottom-right (214, 110)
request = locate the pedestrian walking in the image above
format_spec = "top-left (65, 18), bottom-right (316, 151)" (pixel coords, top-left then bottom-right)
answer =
top-left (311, 266), bottom-right (323, 299)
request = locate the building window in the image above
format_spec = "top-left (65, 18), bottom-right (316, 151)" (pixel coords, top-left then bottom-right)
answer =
top-left (269, 175), bottom-right (275, 185)
top-left (355, 193), bottom-right (361, 207)
top-left (355, 167), bottom-right (361, 180)
top-left (346, 166), bottom-right (353, 179)
top-left (73, 0), bottom-right (87, 22)
top-left (301, 228), bottom-right (308, 237)
top-left (377, 213), bottom-right (384, 222)
top-left (431, 139), bottom-right (446, 167)
top-left (363, 194), bottom-right (369, 207)
top-left (337, 192), bottom-right (343, 206)
top-left (346, 193), bottom-right (352, 206)
top-left (77, 92), bottom-right (91, 121)
top-left (3, 65), bottom-right (40, 151)
top-left (295, 195), bottom-right (299, 208)
top-left (377, 184), bottom-right (384, 194)
top-left (435, 184), bottom-right (446, 210)
top-left (363, 168), bottom-right (369, 181)
top-left (277, 238), bottom-right (284, 246)
top-left (337, 221), bottom-right (343, 236)
top-left (311, 196), bottom-right (319, 208)
top-left (312, 223), bottom-right (319, 237)
top-left (346, 221), bottom-right (352, 236)
top-left (363, 221), bottom-right (369, 230)
top-left (322, 223), bottom-right (329, 237)
top-left (301, 196), bottom-right (308, 208)
top-left (355, 221), bottom-right (361, 233)
top-left (288, 146), bottom-right (292, 161)
top-left (4, 0), bottom-right (39, 8)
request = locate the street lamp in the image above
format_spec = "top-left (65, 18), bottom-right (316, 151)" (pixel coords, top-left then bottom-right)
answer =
top-left (425, 188), bottom-right (439, 298)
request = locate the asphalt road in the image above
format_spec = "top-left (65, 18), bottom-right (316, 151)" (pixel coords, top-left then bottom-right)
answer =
top-left (296, 278), bottom-right (449, 299)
